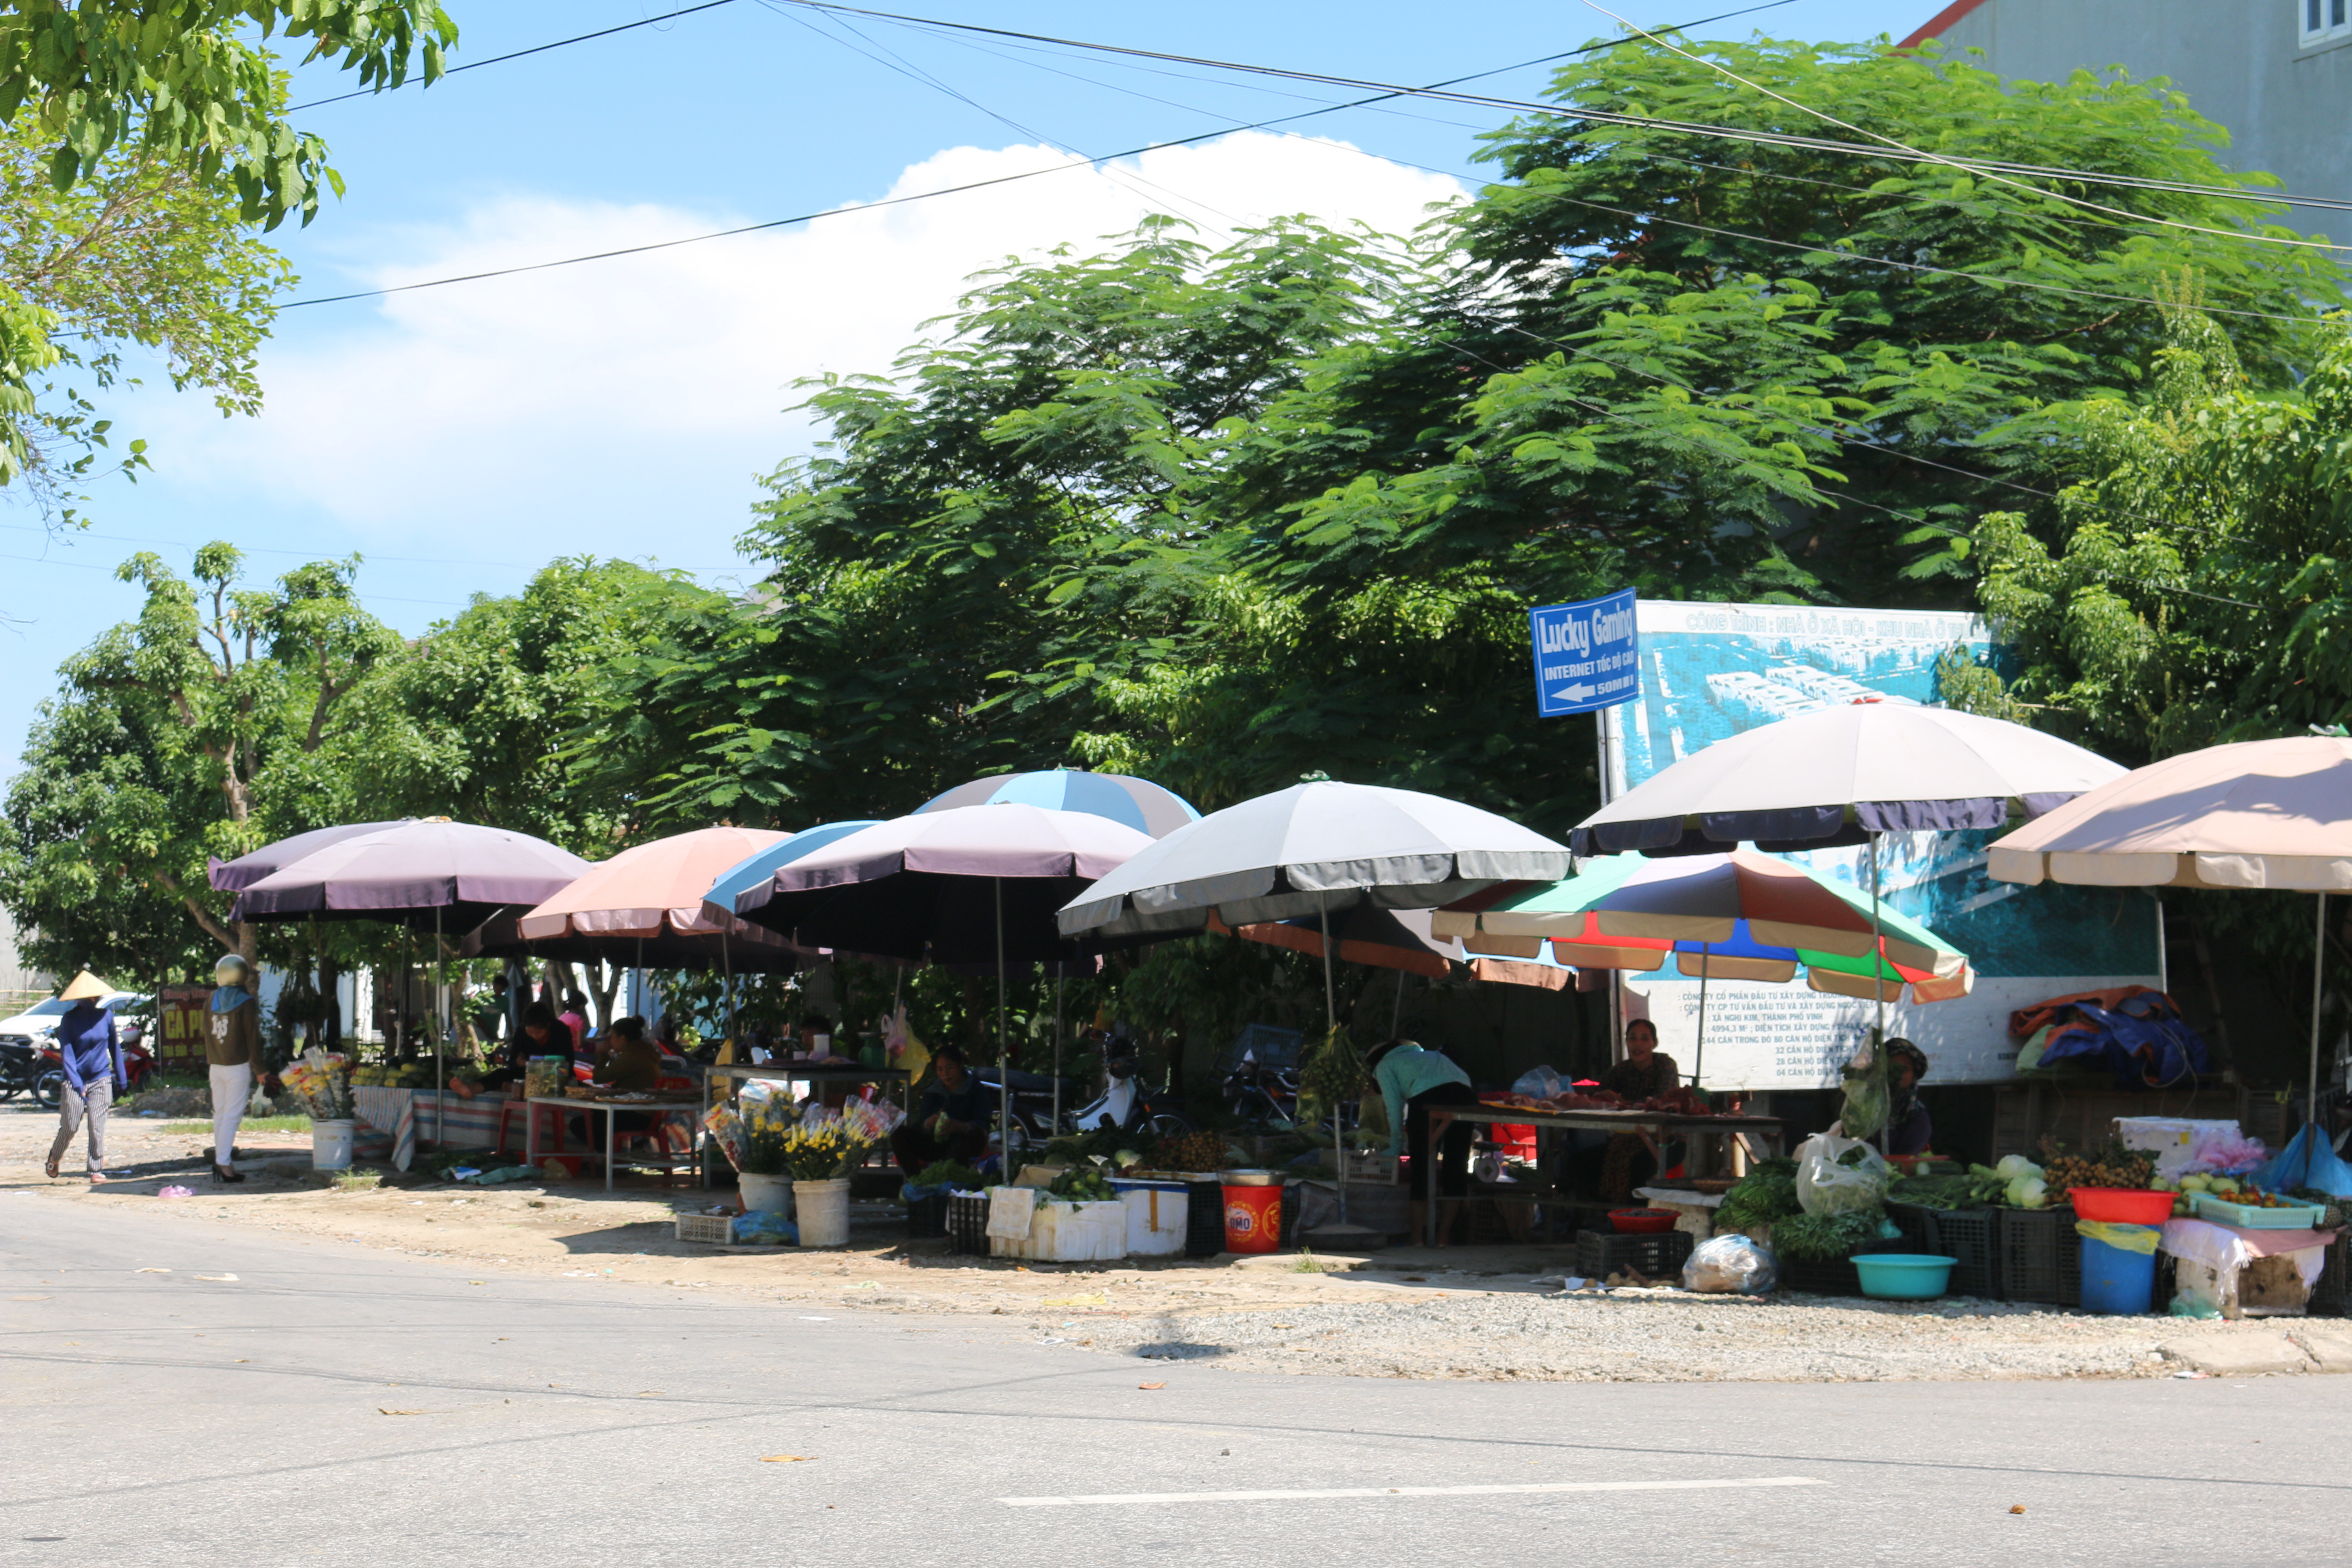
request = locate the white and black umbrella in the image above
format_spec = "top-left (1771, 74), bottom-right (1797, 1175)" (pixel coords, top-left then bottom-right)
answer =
top-left (1059, 781), bottom-right (1571, 1225)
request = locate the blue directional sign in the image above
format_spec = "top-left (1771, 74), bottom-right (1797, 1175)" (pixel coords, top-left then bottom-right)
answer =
top-left (1530, 589), bottom-right (1640, 717)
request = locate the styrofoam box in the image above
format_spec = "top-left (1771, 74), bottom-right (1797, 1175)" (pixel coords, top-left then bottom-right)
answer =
top-left (990, 1198), bottom-right (1127, 1262)
top-left (2116, 1117), bottom-right (2242, 1177)
top-left (1112, 1179), bottom-right (1189, 1257)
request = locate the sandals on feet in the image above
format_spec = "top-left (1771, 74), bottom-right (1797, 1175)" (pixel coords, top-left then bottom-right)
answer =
top-left (44, 1157), bottom-right (59, 1179)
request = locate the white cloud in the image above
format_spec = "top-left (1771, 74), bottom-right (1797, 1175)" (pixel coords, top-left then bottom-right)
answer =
top-left (137, 132), bottom-right (1464, 551)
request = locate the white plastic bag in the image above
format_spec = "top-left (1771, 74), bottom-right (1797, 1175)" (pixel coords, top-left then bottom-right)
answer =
top-left (1684, 1234), bottom-right (1778, 1294)
top-left (1794, 1131), bottom-right (1891, 1217)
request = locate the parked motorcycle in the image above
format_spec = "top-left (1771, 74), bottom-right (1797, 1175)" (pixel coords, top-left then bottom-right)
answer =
top-left (1068, 1039), bottom-right (1192, 1139)
top-left (29, 1033), bottom-right (158, 1111)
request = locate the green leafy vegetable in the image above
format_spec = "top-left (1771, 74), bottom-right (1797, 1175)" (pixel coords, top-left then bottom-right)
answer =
top-left (1771, 1208), bottom-right (1886, 1262)
top-left (1716, 1157), bottom-right (1801, 1230)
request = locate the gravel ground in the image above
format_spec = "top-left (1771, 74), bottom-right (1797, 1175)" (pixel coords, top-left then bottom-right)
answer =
top-left (7, 1097), bottom-right (2336, 1384)
top-left (1052, 1286), bottom-right (2186, 1381)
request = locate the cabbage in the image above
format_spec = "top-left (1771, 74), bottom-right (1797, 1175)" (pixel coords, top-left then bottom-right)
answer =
top-left (2006, 1176), bottom-right (2049, 1209)
top-left (1996, 1155), bottom-right (2042, 1182)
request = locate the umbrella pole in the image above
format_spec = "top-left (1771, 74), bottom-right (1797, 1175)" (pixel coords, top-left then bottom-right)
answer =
top-left (996, 877), bottom-right (1011, 1174)
top-left (1053, 972), bottom-right (1065, 1138)
top-left (433, 907), bottom-right (444, 1151)
top-left (2313, 893), bottom-right (2329, 1148)
top-left (1870, 832), bottom-right (1886, 1048)
top-left (1322, 895), bottom-right (1346, 1225)
top-left (1694, 944), bottom-right (1709, 1092)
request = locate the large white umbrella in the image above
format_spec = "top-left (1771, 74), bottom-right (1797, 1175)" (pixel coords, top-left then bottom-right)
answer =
top-left (1988, 735), bottom-right (2352, 1124)
top-left (1060, 781), bottom-right (1571, 1226)
top-left (1571, 701), bottom-right (2123, 1052)
top-left (1572, 702), bottom-right (2124, 855)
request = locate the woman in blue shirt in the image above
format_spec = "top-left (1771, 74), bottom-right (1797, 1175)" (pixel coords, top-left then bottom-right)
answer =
top-left (1366, 1038), bottom-right (1479, 1246)
top-left (43, 971), bottom-right (122, 1183)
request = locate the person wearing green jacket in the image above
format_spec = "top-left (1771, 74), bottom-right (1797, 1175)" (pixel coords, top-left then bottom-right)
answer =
top-left (1366, 1038), bottom-right (1478, 1246)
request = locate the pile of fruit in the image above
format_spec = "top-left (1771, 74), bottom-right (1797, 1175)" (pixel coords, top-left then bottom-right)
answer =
top-left (351, 1060), bottom-right (439, 1089)
top-left (2041, 1144), bottom-right (2157, 1199)
top-left (1152, 1130), bottom-right (1228, 1172)
top-left (1047, 1166), bottom-right (1119, 1203)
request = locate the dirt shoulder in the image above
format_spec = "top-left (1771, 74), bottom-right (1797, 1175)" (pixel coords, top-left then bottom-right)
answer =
top-left (6, 1099), bottom-right (2338, 1383)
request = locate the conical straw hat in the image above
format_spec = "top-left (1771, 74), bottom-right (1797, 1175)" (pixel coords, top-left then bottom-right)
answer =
top-left (57, 970), bottom-right (111, 1001)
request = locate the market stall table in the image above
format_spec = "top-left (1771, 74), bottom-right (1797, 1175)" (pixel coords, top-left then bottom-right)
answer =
top-left (1419, 1104), bottom-right (1785, 1246)
top-left (524, 1096), bottom-right (704, 1192)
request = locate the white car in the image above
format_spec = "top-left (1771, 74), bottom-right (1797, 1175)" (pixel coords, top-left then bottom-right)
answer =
top-left (0, 992), bottom-right (150, 1048)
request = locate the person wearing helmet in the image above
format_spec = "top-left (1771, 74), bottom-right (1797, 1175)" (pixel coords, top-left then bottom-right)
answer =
top-left (206, 954), bottom-right (262, 1183)
top-left (1879, 1038), bottom-right (1933, 1158)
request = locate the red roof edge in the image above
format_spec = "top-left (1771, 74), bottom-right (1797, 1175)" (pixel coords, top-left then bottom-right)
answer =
top-left (1896, 0), bottom-right (1991, 49)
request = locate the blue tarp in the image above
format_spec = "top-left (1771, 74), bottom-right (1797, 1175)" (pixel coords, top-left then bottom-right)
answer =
top-left (2030, 990), bottom-right (2211, 1089)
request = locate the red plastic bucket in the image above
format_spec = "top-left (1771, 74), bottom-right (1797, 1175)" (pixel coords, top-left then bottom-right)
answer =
top-left (1222, 1183), bottom-right (1281, 1253)
top-left (2069, 1187), bottom-right (2176, 1225)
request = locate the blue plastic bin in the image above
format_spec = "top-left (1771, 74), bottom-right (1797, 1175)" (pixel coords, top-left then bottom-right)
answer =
top-left (2079, 1229), bottom-right (2160, 1314)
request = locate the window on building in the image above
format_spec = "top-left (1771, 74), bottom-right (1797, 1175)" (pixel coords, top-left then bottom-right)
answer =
top-left (2306, 0), bottom-right (2352, 46)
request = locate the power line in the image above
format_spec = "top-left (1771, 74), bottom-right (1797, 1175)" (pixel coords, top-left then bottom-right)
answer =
top-left (772, 0), bottom-right (2349, 243)
top-left (275, 5), bottom-right (1798, 310)
top-left (287, 0), bottom-right (745, 112)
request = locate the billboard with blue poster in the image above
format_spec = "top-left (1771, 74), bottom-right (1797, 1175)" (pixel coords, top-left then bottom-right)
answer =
top-left (1613, 599), bottom-right (2162, 1090)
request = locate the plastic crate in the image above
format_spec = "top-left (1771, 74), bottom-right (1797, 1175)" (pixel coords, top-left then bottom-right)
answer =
top-left (906, 1192), bottom-right (949, 1239)
top-left (1776, 1240), bottom-right (1909, 1298)
top-left (1886, 1203), bottom-right (1999, 1299)
top-left (1576, 1228), bottom-right (1694, 1281)
top-left (674, 1212), bottom-right (735, 1246)
top-left (1996, 1205), bottom-right (2077, 1304)
top-left (947, 1192), bottom-right (990, 1256)
top-left (1185, 1179), bottom-right (1225, 1257)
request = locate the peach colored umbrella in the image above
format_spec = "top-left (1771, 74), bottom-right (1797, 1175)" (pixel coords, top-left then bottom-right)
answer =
top-left (519, 825), bottom-right (795, 946)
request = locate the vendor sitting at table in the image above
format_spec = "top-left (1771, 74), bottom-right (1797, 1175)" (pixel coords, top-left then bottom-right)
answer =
top-left (1599, 1018), bottom-right (1679, 1204)
top-left (1366, 1038), bottom-right (1479, 1246)
top-left (1874, 1038), bottom-right (1934, 1158)
top-left (889, 1045), bottom-right (992, 1176)
top-left (587, 1016), bottom-right (665, 1144)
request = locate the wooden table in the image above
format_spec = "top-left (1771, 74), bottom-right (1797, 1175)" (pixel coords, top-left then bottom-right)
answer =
top-left (1419, 1104), bottom-right (1786, 1247)
top-left (524, 1096), bottom-right (704, 1192)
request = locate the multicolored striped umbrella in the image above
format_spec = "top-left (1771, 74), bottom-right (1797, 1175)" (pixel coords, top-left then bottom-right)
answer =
top-left (1434, 850), bottom-right (1972, 1004)
top-left (917, 768), bottom-right (1199, 839)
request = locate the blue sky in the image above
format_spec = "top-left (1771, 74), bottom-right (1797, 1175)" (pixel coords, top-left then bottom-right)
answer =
top-left (0, 0), bottom-right (1920, 775)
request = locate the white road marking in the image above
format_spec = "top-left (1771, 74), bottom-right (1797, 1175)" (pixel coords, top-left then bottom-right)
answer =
top-left (1002, 1476), bottom-right (1825, 1507)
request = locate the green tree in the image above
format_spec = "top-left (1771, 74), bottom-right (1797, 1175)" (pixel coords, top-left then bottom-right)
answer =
top-left (0, 1), bottom-right (454, 488)
top-left (0, 543), bottom-right (396, 968)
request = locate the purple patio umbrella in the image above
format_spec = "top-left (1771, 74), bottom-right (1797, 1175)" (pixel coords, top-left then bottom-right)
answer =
top-left (230, 820), bottom-right (593, 1140)
top-left (208, 820), bottom-right (413, 892)
top-left (736, 803), bottom-right (1153, 1157)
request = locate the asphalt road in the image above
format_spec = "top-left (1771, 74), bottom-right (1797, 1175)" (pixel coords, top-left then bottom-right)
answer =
top-left (2, 1187), bottom-right (2346, 1568)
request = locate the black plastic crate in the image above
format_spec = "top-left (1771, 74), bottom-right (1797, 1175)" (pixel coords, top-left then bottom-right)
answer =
top-left (1775, 1239), bottom-right (1909, 1298)
top-left (1881, 1200), bottom-right (1933, 1250)
top-left (1576, 1227), bottom-right (1694, 1281)
top-left (1914, 1206), bottom-right (1999, 1299)
top-left (1996, 1205), bottom-right (2077, 1304)
top-left (947, 1192), bottom-right (989, 1256)
top-left (1185, 1179), bottom-right (1225, 1257)
top-left (906, 1192), bottom-right (949, 1239)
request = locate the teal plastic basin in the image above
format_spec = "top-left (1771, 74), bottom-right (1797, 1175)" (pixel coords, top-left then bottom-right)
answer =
top-left (1851, 1253), bottom-right (1957, 1300)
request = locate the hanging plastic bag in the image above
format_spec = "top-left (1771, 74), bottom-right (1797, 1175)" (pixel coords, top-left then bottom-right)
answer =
top-left (1794, 1132), bottom-right (1891, 1216)
top-left (1837, 1034), bottom-right (1890, 1142)
top-left (1684, 1234), bottom-right (1778, 1294)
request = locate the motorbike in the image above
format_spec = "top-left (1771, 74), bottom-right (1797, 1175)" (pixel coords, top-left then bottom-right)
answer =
top-left (1068, 1040), bottom-right (1192, 1139)
top-left (970, 1063), bottom-right (1087, 1155)
top-left (29, 1035), bottom-right (158, 1111)
top-left (1220, 1048), bottom-right (1301, 1128)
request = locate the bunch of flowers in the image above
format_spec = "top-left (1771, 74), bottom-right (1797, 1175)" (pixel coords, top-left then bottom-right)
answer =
top-left (735, 1096), bottom-right (802, 1177)
top-left (282, 1050), bottom-right (352, 1121)
top-left (780, 1120), bottom-right (865, 1182)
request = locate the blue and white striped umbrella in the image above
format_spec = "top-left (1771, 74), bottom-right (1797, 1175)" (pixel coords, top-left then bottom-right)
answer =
top-left (916, 768), bottom-right (1198, 839)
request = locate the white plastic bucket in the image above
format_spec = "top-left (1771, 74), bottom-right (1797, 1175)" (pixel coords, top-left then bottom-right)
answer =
top-left (793, 1178), bottom-right (852, 1246)
top-left (738, 1172), bottom-right (794, 1216)
top-left (1112, 1179), bottom-right (1188, 1257)
top-left (311, 1119), bottom-right (354, 1171)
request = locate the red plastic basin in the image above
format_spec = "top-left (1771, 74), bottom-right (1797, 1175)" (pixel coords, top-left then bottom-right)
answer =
top-left (1610, 1207), bottom-right (1678, 1234)
top-left (2069, 1187), bottom-right (2176, 1225)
